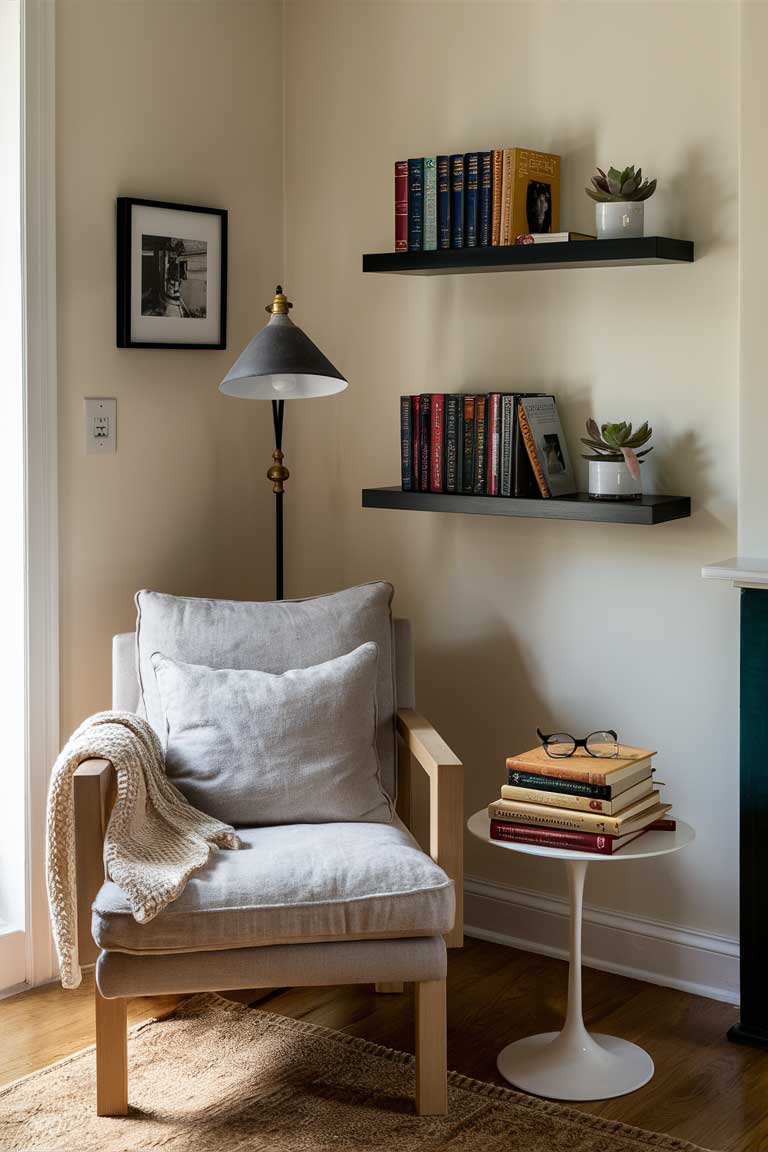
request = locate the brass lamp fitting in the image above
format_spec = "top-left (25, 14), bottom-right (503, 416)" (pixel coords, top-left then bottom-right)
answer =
top-left (265, 285), bottom-right (293, 316)
top-left (267, 448), bottom-right (289, 494)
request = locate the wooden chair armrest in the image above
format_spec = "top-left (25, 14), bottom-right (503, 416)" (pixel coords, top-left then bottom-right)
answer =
top-left (74, 759), bottom-right (116, 965)
top-left (397, 708), bottom-right (463, 947)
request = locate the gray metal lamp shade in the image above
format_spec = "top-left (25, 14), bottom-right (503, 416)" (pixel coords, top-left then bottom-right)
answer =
top-left (220, 312), bottom-right (347, 400)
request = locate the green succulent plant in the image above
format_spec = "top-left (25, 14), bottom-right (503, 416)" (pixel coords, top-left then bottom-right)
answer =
top-left (585, 166), bottom-right (657, 203)
top-left (581, 419), bottom-right (653, 479)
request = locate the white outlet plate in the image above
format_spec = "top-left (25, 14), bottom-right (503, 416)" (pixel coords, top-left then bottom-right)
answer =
top-left (84, 397), bottom-right (116, 455)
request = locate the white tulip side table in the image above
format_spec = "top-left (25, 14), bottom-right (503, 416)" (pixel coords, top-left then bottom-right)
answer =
top-left (467, 809), bottom-right (694, 1101)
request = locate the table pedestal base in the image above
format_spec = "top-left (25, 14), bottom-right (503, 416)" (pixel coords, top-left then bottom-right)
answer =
top-left (497, 1029), bottom-right (654, 1101)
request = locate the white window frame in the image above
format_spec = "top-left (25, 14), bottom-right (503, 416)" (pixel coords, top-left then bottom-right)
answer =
top-left (21, 0), bottom-right (59, 987)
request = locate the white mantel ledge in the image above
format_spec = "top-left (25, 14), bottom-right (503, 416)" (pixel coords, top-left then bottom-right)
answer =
top-left (701, 557), bottom-right (768, 589)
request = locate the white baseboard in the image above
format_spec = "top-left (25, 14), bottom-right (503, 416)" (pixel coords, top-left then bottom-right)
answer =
top-left (464, 875), bottom-right (739, 1005)
top-left (0, 925), bottom-right (26, 993)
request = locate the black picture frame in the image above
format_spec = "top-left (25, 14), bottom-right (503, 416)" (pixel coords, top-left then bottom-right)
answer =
top-left (116, 197), bottom-right (228, 349)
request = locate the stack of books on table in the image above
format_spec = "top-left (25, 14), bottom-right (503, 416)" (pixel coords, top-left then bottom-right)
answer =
top-left (488, 743), bottom-right (672, 855)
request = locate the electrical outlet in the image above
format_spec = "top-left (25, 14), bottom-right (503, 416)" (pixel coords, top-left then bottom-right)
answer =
top-left (85, 397), bottom-right (116, 455)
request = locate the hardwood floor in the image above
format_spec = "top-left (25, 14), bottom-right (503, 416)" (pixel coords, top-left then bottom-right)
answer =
top-left (1, 937), bottom-right (765, 1151)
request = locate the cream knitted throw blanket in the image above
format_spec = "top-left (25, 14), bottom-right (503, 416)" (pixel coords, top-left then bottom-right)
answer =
top-left (46, 710), bottom-right (242, 989)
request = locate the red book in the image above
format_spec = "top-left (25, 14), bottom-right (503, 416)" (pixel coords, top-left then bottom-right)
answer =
top-left (411, 395), bottom-right (420, 490)
top-left (430, 394), bottom-right (445, 492)
top-left (489, 819), bottom-right (644, 855)
top-left (487, 393), bottom-right (502, 495)
top-left (395, 161), bottom-right (408, 252)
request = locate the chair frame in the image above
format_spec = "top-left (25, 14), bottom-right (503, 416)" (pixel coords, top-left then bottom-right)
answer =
top-left (74, 706), bottom-right (463, 1118)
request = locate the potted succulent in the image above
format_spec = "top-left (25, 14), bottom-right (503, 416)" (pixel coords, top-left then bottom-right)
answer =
top-left (585, 166), bottom-right (657, 239)
top-left (581, 418), bottom-right (653, 501)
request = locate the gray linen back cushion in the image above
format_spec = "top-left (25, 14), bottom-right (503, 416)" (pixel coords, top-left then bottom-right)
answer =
top-left (151, 644), bottom-right (392, 826)
top-left (135, 582), bottom-right (397, 798)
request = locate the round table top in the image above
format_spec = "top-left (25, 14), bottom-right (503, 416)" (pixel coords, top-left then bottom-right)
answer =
top-left (467, 809), bottom-right (694, 863)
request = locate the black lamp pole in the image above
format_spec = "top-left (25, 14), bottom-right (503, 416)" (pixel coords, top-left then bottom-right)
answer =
top-left (268, 398), bottom-right (288, 601)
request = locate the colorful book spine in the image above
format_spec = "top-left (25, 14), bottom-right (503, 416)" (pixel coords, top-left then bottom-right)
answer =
top-left (394, 161), bottom-right (408, 252)
top-left (517, 400), bottom-right (550, 497)
top-left (411, 395), bottom-right (421, 490)
top-left (500, 394), bottom-right (514, 497)
top-left (400, 395), bottom-right (413, 491)
top-left (408, 158), bottom-right (424, 252)
top-left (418, 393), bottom-right (431, 491)
top-left (501, 780), bottom-right (653, 815)
top-left (500, 148), bottom-right (513, 245)
top-left (479, 152), bottom-right (492, 246)
top-left (513, 399), bottom-right (540, 497)
top-left (444, 395), bottom-right (461, 494)
top-left (491, 149), bottom-right (503, 245)
top-left (488, 799), bottom-right (666, 838)
top-left (429, 393), bottom-right (445, 492)
top-left (423, 157), bottom-right (437, 251)
top-left (489, 819), bottom-right (642, 855)
top-left (507, 767), bottom-right (628, 801)
top-left (473, 395), bottom-right (488, 494)
top-left (450, 155), bottom-right (464, 248)
top-left (487, 393), bottom-right (502, 496)
top-left (437, 156), bottom-right (451, 249)
top-left (465, 153), bottom-right (479, 247)
top-left (462, 395), bottom-right (476, 492)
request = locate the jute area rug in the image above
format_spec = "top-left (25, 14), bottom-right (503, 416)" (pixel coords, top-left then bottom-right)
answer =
top-left (0, 993), bottom-right (712, 1152)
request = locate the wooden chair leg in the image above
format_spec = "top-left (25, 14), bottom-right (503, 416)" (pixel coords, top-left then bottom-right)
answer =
top-left (415, 979), bottom-right (447, 1115)
top-left (375, 982), bottom-right (405, 993)
top-left (95, 987), bottom-right (128, 1116)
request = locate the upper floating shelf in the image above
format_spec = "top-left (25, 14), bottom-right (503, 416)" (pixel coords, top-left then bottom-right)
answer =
top-left (362, 236), bottom-right (694, 276)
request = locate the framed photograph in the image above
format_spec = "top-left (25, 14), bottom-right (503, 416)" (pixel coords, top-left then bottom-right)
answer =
top-left (116, 197), bottom-right (227, 348)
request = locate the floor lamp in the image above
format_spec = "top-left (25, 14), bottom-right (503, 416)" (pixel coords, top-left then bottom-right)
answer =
top-left (219, 287), bottom-right (347, 600)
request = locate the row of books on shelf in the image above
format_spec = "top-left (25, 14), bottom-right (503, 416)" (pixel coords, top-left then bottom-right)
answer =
top-left (396, 148), bottom-right (587, 252)
top-left (400, 392), bottom-right (577, 498)
top-left (488, 742), bottom-right (674, 855)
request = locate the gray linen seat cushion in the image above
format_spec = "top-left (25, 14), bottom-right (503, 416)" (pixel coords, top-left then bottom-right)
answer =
top-left (92, 818), bottom-right (454, 954)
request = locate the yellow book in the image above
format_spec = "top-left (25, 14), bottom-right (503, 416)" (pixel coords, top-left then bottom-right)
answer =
top-left (488, 797), bottom-right (670, 839)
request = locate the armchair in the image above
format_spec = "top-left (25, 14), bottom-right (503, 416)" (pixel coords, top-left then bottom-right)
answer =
top-left (73, 599), bottom-right (463, 1120)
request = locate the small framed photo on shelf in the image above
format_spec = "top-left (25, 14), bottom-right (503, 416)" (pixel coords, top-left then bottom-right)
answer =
top-left (116, 197), bottom-right (227, 349)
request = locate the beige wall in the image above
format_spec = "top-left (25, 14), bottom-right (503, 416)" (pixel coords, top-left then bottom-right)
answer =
top-left (284, 0), bottom-right (740, 937)
top-left (57, 0), bottom-right (284, 738)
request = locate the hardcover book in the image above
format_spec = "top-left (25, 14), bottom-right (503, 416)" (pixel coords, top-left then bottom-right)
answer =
top-left (491, 149), bottom-right (504, 245)
top-left (487, 393), bottom-right (502, 496)
top-left (473, 395), bottom-right (488, 494)
top-left (489, 820), bottom-right (645, 855)
top-left (501, 773), bottom-right (654, 815)
top-left (429, 393), bottom-right (445, 492)
top-left (411, 395), bottom-right (421, 490)
top-left (462, 395), bottom-right (476, 492)
top-left (450, 155), bottom-right (465, 248)
top-left (479, 151), bottom-right (492, 246)
top-left (418, 393), bottom-right (431, 491)
top-left (508, 148), bottom-right (561, 238)
top-left (400, 395), bottom-right (413, 491)
top-left (437, 156), bottom-right (451, 249)
top-left (408, 158), bottom-right (424, 252)
top-left (517, 395), bottom-right (576, 498)
top-left (500, 394), bottom-right (514, 497)
top-left (423, 157), bottom-right (437, 251)
top-left (488, 797), bottom-right (669, 839)
top-left (500, 148), bottom-right (513, 245)
top-left (465, 153), bottom-right (480, 247)
top-left (394, 160), bottom-right (408, 252)
top-left (507, 763), bottom-right (653, 801)
top-left (506, 743), bottom-right (656, 788)
top-left (445, 395), bottom-right (461, 493)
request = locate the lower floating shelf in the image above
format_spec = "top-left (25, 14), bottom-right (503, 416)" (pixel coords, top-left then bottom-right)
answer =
top-left (362, 487), bottom-right (691, 526)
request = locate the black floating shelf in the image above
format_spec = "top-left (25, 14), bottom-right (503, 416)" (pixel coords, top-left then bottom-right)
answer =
top-left (362, 487), bottom-right (691, 526)
top-left (362, 236), bottom-right (694, 275)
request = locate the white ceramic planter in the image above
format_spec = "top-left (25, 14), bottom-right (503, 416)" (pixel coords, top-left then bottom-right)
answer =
top-left (588, 459), bottom-right (642, 501)
top-left (595, 201), bottom-right (644, 240)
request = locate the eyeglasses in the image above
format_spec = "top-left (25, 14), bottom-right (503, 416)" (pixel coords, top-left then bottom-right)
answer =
top-left (537, 728), bottom-right (619, 759)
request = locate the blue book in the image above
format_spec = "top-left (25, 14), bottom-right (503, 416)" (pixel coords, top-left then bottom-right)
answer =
top-left (437, 156), bottom-right (450, 249)
top-left (407, 158), bottom-right (424, 251)
top-left (465, 153), bottom-right (479, 247)
top-left (479, 151), bottom-right (492, 246)
top-left (423, 157), bottom-right (437, 251)
top-left (450, 154), bottom-right (464, 248)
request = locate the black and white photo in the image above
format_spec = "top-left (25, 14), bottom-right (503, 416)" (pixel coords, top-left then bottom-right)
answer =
top-left (117, 198), bottom-right (227, 348)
